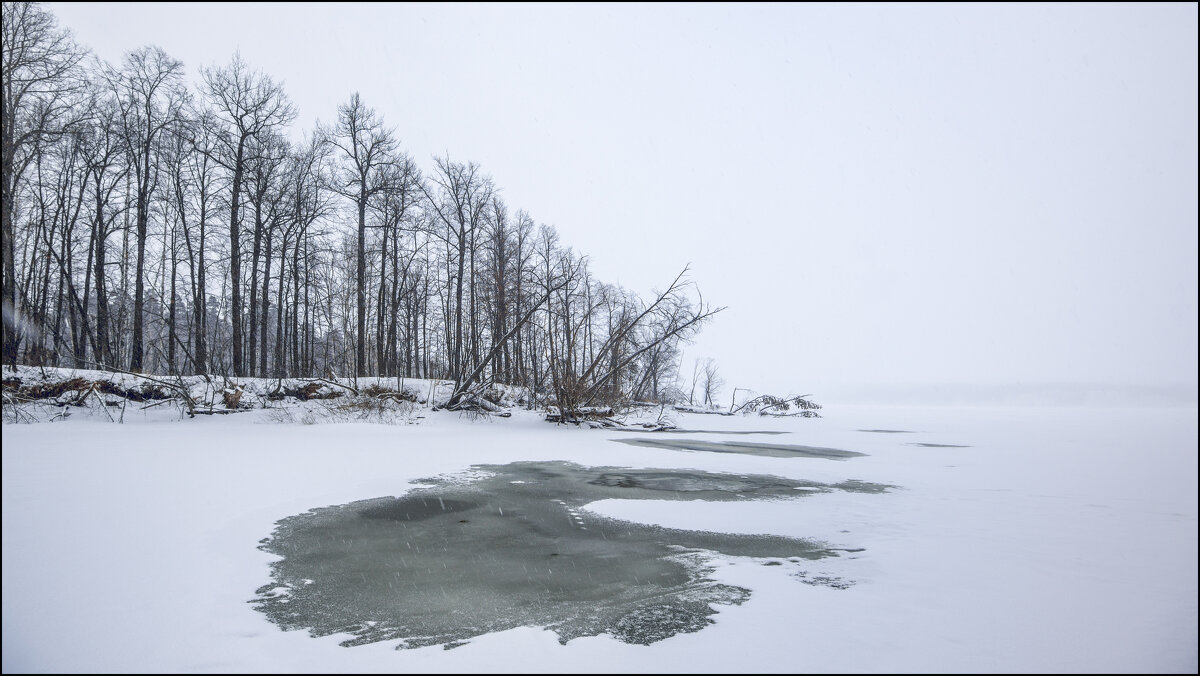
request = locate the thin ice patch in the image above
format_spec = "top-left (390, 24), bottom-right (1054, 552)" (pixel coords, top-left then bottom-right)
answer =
top-left (251, 461), bottom-right (893, 649)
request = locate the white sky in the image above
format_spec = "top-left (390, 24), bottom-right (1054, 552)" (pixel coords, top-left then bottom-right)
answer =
top-left (48, 2), bottom-right (1198, 402)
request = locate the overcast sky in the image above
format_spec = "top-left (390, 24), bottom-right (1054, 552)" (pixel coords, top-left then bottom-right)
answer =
top-left (48, 2), bottom-right (1198, 403)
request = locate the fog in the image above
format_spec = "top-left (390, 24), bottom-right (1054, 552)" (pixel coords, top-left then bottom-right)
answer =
top-left (49, 2), bottom-right (1198, 404)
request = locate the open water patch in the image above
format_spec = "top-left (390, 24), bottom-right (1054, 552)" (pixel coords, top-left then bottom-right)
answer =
top-left (611, 437), bottom-right (866, 460)
top-left (252, 461), bottom-right (893, 650)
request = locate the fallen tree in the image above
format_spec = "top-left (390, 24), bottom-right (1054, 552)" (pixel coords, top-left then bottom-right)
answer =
top-left (546, 266), bottom-right (724, 423)
top-left (732, 394), bottom-right (822, 418)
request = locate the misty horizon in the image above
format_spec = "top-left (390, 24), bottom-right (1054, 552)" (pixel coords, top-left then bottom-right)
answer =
top-left (24, 2), bottom-right (1193, 401)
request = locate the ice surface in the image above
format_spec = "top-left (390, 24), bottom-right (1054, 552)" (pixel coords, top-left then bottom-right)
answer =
top-left (2, 401), bottom-right (1196, 672)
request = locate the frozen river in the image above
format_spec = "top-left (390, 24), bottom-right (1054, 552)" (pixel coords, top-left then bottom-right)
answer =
top-left (3, 402), bottom-right (1196, 672)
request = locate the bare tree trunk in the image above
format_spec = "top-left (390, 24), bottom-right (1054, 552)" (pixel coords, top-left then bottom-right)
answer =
top-left (248, 196), bottom-right (262, 376)
top-left (167, 227), bottom-right (178, 375)
top-left (92, 181), bottom-right (110, 366)
top-left (376, 212), bottom-right (387, 376)
top-left (229, 139), bottom-right (245, 376)
top-left (273, 229), bottom-right (287, 378)
top-left (454, 225), bottom-right (465, 381)
top-left (386, 225), bottom-right (401, 378)
top-left (469, 222), bottom-right (478, 377)
top-left (129, 147), bottom-right (149, 372)
top-left (291, 230), bottom-right (302, 375)
top-left (194, 190), bottom-right (208, 373)
top-left (356, 191), bottom-right (366, 376)
top-left (1, 155), bottom-right (17, 368)
top-left (259, 217), bottom-right (271, 376)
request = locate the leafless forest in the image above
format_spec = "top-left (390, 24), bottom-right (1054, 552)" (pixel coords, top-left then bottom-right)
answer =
top-left (1, 2), bottom-right (723, 412)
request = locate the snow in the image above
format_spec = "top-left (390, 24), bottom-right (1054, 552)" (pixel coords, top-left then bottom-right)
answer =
top-left (2, 397), bottom-right (1196, 673)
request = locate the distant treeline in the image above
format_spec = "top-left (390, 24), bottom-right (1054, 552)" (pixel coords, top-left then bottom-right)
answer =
top-left (1, 2), bottom-right (719, 411)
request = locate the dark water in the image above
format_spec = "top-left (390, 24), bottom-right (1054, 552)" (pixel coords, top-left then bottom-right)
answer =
top-left (252, 461), bottom-right (893, 650)
top-left (611, 437), bottom-right (866, 460)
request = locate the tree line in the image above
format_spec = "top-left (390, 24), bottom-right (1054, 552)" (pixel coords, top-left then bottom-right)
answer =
top-left (1, 2), bottom-right (720, 411)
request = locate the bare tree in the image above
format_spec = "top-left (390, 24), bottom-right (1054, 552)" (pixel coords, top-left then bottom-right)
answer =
top-left (568, 266), bottom-right (723, 414)
top-left (321, 92), bottom-right (397, 377)
top-left (282, 131), bottom-right (333, 377)
top-left (2, 1), bottom-right (86, 369)
top-left (700, 357), bottom-right (723, 408)
top-left (243, 130), bottom-right (287, 376)
top-left (177, 106), bottom-right (222, 374)
top-left (369, 152), bottom-right (422, 377)
top-left (78, 91), bottom-right (129, 368)
top-left (484, 196), bottom-right (514, 383)
top-left (688, 357), bottom-right (701, 405)
top-left (104, 44), bottom-right (185, 372)
top-left (200, 53), bottom-right (295, 377)
top-left (422, 156), bottom-right (492, 383)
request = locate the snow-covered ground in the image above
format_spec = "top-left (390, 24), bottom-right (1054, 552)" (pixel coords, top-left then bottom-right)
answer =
top-left (3, 398), bottom-right (1196, 673)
